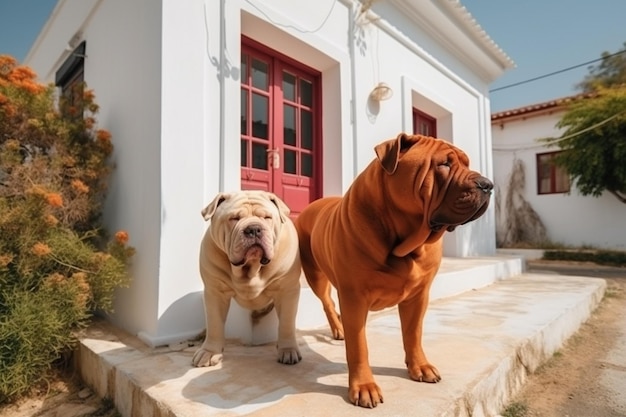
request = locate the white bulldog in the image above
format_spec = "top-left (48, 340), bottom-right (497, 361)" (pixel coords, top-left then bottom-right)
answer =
top-left (192, 190), bottom-right (302, 367)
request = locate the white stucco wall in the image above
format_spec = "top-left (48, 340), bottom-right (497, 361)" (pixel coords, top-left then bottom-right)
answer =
top-left (492, 110), bottom-right (625, 250)
top-left (348, 0), bottom-right (497, 257)
top-left (26, 0), bottom-right (171, 340)
top-left (25, 0), bottom-right (509, 346)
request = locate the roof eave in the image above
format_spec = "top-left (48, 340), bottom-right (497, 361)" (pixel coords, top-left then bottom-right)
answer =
top-left (388, 0), bottom-right (515, 82)
top-left (491, 92), bottom-right (595, 123)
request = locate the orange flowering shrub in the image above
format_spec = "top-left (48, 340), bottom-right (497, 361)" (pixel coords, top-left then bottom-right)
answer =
top-left (31, 242), bottom-right (52, 256)
top-left (115, 230), bottom-right (129, 245)
top-left (0, 55), bottom-right (134, 403)
top-left (45, 192), bottom-right (64, 207)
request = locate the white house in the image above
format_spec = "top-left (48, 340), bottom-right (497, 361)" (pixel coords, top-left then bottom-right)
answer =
top-left (492, 95), bottom-right (625, 250)
top-left (25, 0), bottom-right (513, 347)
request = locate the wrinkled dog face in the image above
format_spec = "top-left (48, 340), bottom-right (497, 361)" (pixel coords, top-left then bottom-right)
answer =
top-left (428, 146), bottom-right (493, 232)
top-left (375, 134), bottom-right (493, 235)
top-left (202, 191), bottom-right (288, 267)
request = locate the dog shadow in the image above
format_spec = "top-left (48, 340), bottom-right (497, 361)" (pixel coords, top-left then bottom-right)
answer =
top-left (180, 328), bottom-right (412, 412)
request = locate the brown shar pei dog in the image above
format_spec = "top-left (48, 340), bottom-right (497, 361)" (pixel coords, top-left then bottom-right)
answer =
top-left (192, 190), bottom-right (302, 368)
top-left (295, 133), bottom-right (493, 408)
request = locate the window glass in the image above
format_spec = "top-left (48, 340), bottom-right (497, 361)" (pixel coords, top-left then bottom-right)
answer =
top-left (283, 104), bottom-right (296, 146)
top-left (241, 53), bottom-right (248, 82)
top-left (241, 89), bottom-right (248, 134)
top-left (284, 149), bottom-right (297, 174)
top-left (300, 79), bottom-right (313, 106)
top-left (283, 72), bottom-right (296, 102)
top-left (301, 153), bottom-right (313, 177)
top-left (252, 93), bottom-right (269, 139)
top-left (252, 142), bottom-right (268, 170)
top-left (301, 110), bottom-right (313, 150)
top-left (537, 152), bottom-right (569, 194)
top-left (241, 139), bottom-right (247, 166)
top-left (252, 59), bottom-right (269, 91)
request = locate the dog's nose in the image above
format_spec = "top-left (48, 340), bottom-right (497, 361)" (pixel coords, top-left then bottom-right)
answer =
top-left (243, 225), bottom-right (263, 238)
top-left (475, 177), bottom-right (494, 194)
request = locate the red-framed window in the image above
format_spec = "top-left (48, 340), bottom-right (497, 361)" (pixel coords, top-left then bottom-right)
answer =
top-left (537, 151), bottom-right (570, 194)
top-left (413, 108), bottom-right (436, 137)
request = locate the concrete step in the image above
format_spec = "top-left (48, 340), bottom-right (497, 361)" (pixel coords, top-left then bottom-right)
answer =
top-left (75, 270), bottom-right (605, 417)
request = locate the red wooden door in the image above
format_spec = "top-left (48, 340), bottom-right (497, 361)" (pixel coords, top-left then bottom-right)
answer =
top-left (240, 39), bottom-right (321, 218)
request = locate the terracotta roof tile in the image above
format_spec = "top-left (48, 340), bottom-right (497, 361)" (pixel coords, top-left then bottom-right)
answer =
top-left (491, 92), bottom-right (595, 122)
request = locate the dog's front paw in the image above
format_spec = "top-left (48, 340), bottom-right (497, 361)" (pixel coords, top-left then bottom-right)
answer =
top-left (408, 362), bottom-right (441, 383)
top-left (349, 382), bottom-right (383, 408)
top-left (192, 348), bottom-right (223, 367)
top-left (277, 347), bottom-right (302, 365)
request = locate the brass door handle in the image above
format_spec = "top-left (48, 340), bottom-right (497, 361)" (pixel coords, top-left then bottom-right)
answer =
top-left (267, 148), bottom-right (280, 169)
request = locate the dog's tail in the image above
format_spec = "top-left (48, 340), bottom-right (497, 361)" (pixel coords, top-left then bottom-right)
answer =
top-left (250, 302), bottom-right (275, 325)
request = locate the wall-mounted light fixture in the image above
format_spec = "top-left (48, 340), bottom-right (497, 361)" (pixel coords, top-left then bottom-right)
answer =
top-left (369, 82), bottom-right (393, 101)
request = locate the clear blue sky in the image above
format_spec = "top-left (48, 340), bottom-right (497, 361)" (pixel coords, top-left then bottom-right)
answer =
top-left (463, 0), bottom-right (626, 111)
top-left (1, 0), bottom-right (624, 112)
top-left (0, 0), bottom-right (57, 61)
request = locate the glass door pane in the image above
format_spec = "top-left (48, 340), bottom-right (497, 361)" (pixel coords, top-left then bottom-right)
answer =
top-left (283, 104), bottom-right (296, 146)
top-left (252, 93), bottom-right (269, 139)
top-left (241, 45), bottom-right (273, 192)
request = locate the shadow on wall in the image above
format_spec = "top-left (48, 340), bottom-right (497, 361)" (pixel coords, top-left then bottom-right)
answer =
top-left (496, 158), bottom-right (547, 247)
top-left (146, 292), bottom-right (205, 347)
top-left (156, 290), bottom-right (285, 348)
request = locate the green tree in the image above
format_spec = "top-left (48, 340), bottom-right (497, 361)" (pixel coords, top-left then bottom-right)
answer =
top-left (545, 85), bottom-right (626, 203)
top-left (577, 42), bottom-right (626, 92)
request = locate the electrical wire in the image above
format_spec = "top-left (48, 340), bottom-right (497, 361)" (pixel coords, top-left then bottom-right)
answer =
top-left (244, 0), bottom-right (337, 34)
top-left (490, 49), bottom-right (626, 93)
top-left (492, 108), bottom-right (626, 151)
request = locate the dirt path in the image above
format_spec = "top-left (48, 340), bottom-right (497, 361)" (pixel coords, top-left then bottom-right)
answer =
top-left (0, 367), bottom-right (117, 417)
top-left (502, 261), bottom-right (626, 417)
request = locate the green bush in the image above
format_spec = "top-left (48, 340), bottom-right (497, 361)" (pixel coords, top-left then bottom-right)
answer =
top-left (542, 249), bottom-right (626, 267)
top-left (0, 55), bottom-right (134, 404)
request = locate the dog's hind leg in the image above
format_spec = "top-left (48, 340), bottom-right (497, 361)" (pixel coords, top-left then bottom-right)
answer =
top-left (303, 267), bottom-right (344, 340)
top-left (296, 213), bottom-right (344, 340)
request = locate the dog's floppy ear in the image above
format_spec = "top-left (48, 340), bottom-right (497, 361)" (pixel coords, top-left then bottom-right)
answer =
top-left (201, 193), bottom-right (229, 221)
top-left (267, 193), bottom-right (290, 223)
top-left (374, 133), bottom-right (421, 174)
